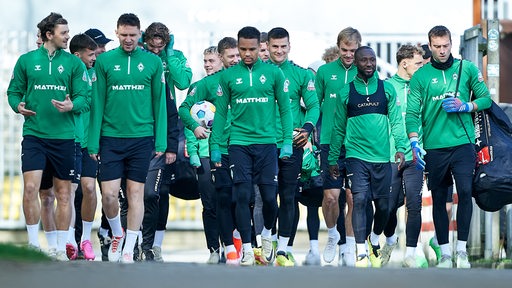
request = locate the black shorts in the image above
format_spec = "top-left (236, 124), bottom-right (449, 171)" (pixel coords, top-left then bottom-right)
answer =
top-left (320, 144), bottom-right (345, 189)
top-left (98, 136), bottom-right (154, 183)
top-left (22, 135), bottom-right (75, 181)
top-left (228, 144), bottom-right (278, 185)
top-left (81, 147), bottom-right (98, 178)
top-left (346, 158), bottom-right (391, 200)
top-left (211, 154), bottom-right (232, 189)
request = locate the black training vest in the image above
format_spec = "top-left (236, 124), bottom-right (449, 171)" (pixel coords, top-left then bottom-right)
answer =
top-left (347, 79), bottom-right (387, 118)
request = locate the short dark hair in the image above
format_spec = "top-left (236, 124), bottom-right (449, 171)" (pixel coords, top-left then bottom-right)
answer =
top-left (117, 13), bottom-right (140, 29)
top-left (144, 22), bottom-right (170, 45)
top-left (267, 27), bottom-right (289, 41)
top-left (237, 26), bottom-right (260, 41)
top-left (69, 33), bottom-right (98, 54)
top-left (354, 46), bottom-right (374, 60)
top-left (260, 32), bottom-right (268, 43)
top-left (37, 12), bottom-right (68, 42)
top-left (217, 37), bottom-right (237, 55)
top-left (428, 25), bottom-right (451, 43)
top-left (420, 44), bottom-right (432, 60)
top-left (396, 44), bottom-right (424, 64)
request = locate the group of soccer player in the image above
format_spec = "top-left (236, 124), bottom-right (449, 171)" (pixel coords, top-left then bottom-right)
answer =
top-left (8, 11), bottom-right (491, 269)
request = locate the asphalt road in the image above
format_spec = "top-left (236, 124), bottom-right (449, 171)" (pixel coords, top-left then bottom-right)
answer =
top-left (1, 260), bottom-right (512, 288)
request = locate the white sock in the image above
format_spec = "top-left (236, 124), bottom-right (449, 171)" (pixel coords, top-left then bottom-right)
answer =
top-left (242, 243), bottom-right (252, 253)
top-left (310, 240), bottom-right (319, 254)
top-left (260, 227), bottom-right (271, 238)
top-left (327, 226), bottom-right (339, 238)
top-left (440, 243), bottom-right (451, 257)
top-left (99, 227), bottom-right (109, 238)
top-left (286, 246), bottom-right (293, 253)
top-left (386, 234), bottom-right (398, 245)
top-left (67, 227), bottom-right (77, 246)
top-left (45, 230), bottom-right (57, 250)
top-left (153, 230), bottom-right (165, 247)
top-left (277, 236), bottom-right (289, 253)
top-left (255, 234), bottom-right (262, 247)
top-left (122, 229), bottom-right (138, 255)
top-left (26, 224), bottom-right (40, 247)
top-left (271, 233), bottom-right (278, 241)
top-left (137, 231), bottom-right (143, 245)
top-left (56, 230), bottom-right (68, 252)
top-left (339, 243), bottom-right (346, 254)
top-left (346, 236), bottom-right (356, 253)
top-left (456, 240), bottom-right (467, 253)
top-left (405, 246), bottom-right (416, 257)
top-left (356, 243), bottom-right (367, 256)
top-left (233, 229), bottom-right (241, 239)
top-left (107, 214), bottom-right (123, 237)
top-left (81, 221), bottom-right (93, 242)
top-left (370, 232), bottom-right (380, 247)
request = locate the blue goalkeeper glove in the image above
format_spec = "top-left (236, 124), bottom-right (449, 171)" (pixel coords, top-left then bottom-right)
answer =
top-left (279, 143), bottom-right (293, 159)
top-left (441, 97), bottom-right (474, 113)
top-left (189, 154), bottom-right (201, 168)
top-left (410, 136), bottom-right (426, 170)
top-left (166, 34), bottom-right (175, 57)
top-left (210, 149), bottom-right (221, 164)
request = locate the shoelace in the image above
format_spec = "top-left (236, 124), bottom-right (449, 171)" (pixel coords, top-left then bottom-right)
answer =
top-left (111, 236), bottom-right (122, 252)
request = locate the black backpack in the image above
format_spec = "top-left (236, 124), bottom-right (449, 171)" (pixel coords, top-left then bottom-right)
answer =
top-left (473, 101), bottom-right (512, 211)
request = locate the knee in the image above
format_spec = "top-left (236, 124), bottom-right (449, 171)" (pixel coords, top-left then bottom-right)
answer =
top-left (323, 192), bottom-right (339, 207)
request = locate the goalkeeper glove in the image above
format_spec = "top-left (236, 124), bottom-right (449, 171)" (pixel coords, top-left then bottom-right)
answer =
top-left (442, 97), bottom-right (474, 113)
top-left (410, 136), bottom-right (426, 170)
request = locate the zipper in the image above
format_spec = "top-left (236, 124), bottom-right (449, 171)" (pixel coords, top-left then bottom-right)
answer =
top-left (128, 53), bottom-right (131, 74)
top-left (248, 66), bottom-right (253, 86)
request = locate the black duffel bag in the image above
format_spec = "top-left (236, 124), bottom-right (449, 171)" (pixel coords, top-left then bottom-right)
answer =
top-left (473, 101), bottom-right (512, 212)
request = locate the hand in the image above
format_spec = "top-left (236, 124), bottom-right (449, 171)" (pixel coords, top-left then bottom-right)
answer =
top-left (17, 102), bottom-right (36, 116)
top-left (193, 126), bottom-right (210, 139)
top-left (441, 97), bottom-right (474, 113)
top-left (211, 149), bottom-right (221, 165)
top-left (279, 143), bottom-right (292, 159)
top-left (410, 137), bottom-right (426, 170)
top-left (51, 95), bottom-right (73, 112)
top-left (89, 153), bottom-right (99, 162)
top-left (189, 154), bottom-right (201, 167)
top-left (292, 128), bottom-right (309, 149)
top-left (166, 33), bottom-right (175, 57)
top-left (154, 152), bottom-right (164, 158)
top-left (329, 164), bottom-right (340, 180)
top-left (165, 152), bottom-right (176, 164)
top-left (395, 152), bottom-right (405, 170)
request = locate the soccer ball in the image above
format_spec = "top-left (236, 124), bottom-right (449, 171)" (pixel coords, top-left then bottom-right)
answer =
top-left (190, 100), bottom-right (216, 129)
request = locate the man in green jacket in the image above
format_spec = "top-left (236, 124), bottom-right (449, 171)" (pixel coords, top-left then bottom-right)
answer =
top-left (7, 12), bottom-right (89, 261)
top-left (266, 27), bottom-right (320, 267)
top-left (88, 13), bottom-right (167, 263)
top-left (328, 46), bottom-right (407, 268)
top-left (406, 25), bottom-right (492, 269)
top-left (209, 26), bottom-right (293, 266)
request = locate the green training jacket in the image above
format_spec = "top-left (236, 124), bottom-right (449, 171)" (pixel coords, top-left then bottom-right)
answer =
top-left (315, 58), bottom-right (357, 144)
top-left (328, 73), bottom-right (408, 165)
top-left (88, 46), bottom-right (167, 154)
top-left (406, 59), bottom-right (491, 149)
top-left (274, 60), bottom-right (320, 147)
top-left (210, 59), bottom-right (292, 151)
top-left (179, 75), bottom-right (231, 155)
top-left (7, 45), bottom-right (89, 139)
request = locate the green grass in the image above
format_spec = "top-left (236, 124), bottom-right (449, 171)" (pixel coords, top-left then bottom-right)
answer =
top-left (0, 242), bottom-right (52, 262)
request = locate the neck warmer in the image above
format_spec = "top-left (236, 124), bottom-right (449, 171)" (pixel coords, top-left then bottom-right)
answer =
top-left (431, 54), bottom-right (454, 70)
